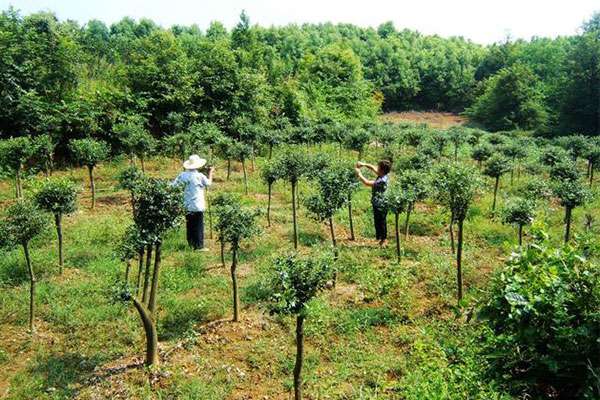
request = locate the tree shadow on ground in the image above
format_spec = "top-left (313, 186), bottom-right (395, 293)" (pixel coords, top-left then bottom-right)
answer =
top-left (28, 352), bottom-right (107, 398)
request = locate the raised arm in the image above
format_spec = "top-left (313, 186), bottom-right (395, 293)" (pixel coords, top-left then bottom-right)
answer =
top-left (355, 164), bottom-right (375, 187)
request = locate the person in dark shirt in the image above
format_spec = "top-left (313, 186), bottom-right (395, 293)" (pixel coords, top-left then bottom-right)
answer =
top-left (355, 160), bottom-right (392, 246)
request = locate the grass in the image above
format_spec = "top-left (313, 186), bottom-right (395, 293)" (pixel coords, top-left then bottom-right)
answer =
top-left (0, 135), bottom-right (599, 399)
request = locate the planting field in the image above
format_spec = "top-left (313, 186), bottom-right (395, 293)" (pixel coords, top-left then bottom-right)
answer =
top-left (1, 122), bottom-right (599, 399)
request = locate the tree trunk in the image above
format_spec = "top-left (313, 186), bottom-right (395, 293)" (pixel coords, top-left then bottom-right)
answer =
top-left (449, 213), bottom-right (455, 254)
top-left (518, 224), bottom-right (523, 248)
top-left (242, 160), bottom-right (248, 195)
top-left (148, 242), bottom-right (161, 316)
top-left (227, 159), bottom-right (231, 181)
top-left (220, 238), bottom-right (225, 267)
top-left (328, 218), bottom-right (338, 258)
top-left (140, 157), bottom-right (145, 174)
top-left (348, 197), bottom-right (355, 241)
top-left (267, 183), bottom-right (272, 227)
top-left (293, 314), bottom-right (305, 400)
top-left (142, 244), bottom-right (153, 303)
top-left (88, 166), bottom-right (96, 209)
top-left (231, 246), bottom-right (239, 322)
top-left (132, 297), bottom-right (158, 366)
top-left (15, 168), bottom-right (22, 198)
top-left (564, 206), bottom-right (572, 244)
top-left (590, 163), bottom-right (595, 187)
top-left (404, 204), bottom-right (412, 241)
top-left (291, 181), bottom-right (298, 250)
top-left (206, 187), bottom-right (213, 239)
top-left (456, 219), bottom-right (464, 303)
top-left (136, 248), bottom-right (144, 296)
top-left (125, 261), bottom-right (131, 284)
top-left (23, 242), bottom-right (35, 332)
top-left (454, 146), bottom-right (458, 162)
top-left (394, 213), bottom-right (401, 263)
top-left (269, 144), bottom-right (273, 160)
top-left (492, 176), bottom-right (500, 211)
top-left (55, 213), bottom-right (64, 273)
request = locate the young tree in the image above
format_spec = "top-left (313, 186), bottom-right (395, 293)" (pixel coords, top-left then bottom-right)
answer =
top-left (117, 165), bottom-right (146, 215)
top-left (117, 225), bottom-right (146, 289)
top-left (501, 139), bottom-right (529, 185)
top-left (0, 200), bottom-right (49, 332)
top-left (501, 197), bottom-right (535, 247)
top-left (116, 119), bottom-right (156, 172)
top-left (383, 183), bottom-right (408, 263)
top-left (483, 154), bottom-right (512, 211)
top-left (214, 195), bottom-right (259, 322)
top-left (261, 160), bottom-right (282, 227)
top-left (471, 143), bottom-right (493, 169)
top-left (431, 163), bottom-right (481, 302)
top-left (162, 132), bottom-right (190, 162)
top-left (34, 178), bottom-right (78, 273)
top-left (340, 166), bottom-right (361, 241)
top-left (32, 134), bottom-right (56, 177)
top-left (0, 136), bottom-right (34, 198)
top-left (274, 150), bottom-right (310, 249)
top-left (539, 145), bottom-right (569, 168)
top-left (121, 178), bottom-right (184, 366)
top-left (553, 179), bottom-right (592, 243)
top-left (397, 170), bottom-right (429, 240)
top-left (584, 145), bottom-right (600, 187)
top-left (343, 128), bottom-right (371, 159)
top-left (304, 164), bottom-right (348, 258)
top-left (69, 138), bottom-right (109, 209)
top-left (269, 252), bottom-right (334, 400)
top-left (229, 140), bottom-right (253, 195)
top-left (447, 126), bottom-right (469, 161)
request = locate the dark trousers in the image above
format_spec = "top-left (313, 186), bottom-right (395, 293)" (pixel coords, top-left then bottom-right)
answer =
top-left (186, 212), bottom-right (204, 249)
top-left (373, 207), bottom-right (388, 241)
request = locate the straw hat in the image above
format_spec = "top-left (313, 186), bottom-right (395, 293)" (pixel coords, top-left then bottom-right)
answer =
top-left (183, 154), bottom-right (207, 170)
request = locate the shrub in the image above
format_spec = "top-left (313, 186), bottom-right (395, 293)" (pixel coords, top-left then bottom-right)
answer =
top-left (268, 252), bottom-right (334, 400)
top-left (480, 239), bottom-right (600, 398)
top-left (483, 154), bottom-right (512, 211)
top-left (69, 138), bottom-right (109, 209)
top-left (471, 143), bottom-right (493, 168)
top-left (553, 179), bottom-right (592, 243)
top-left (34, 177), bottom-right (78, 272)
top-left (32, 134), bottom-right (56, 176)
top-left (431, 162), bottom-right (481, 301)
top-left (0, 200), bottom-right (49, 332)
top-left (343, 128), bottom-right (371, 159)
top-left (0, 136), bottom-right (34, 198)
top-left (501, 197), bottom-right (535, 246)
top-left (116, 119), bottom-right (156, 172)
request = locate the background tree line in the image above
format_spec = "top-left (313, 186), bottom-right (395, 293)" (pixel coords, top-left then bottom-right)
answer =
top-left (0, 8), bottom-right (598, 154)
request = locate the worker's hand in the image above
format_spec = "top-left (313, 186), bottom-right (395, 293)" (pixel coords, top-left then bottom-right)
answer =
top-left (356, 161), bottom-right (364, 168)
top-left (209, 166), bottom-right (215, 173)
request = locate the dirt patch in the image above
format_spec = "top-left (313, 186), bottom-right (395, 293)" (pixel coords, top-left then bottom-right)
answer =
top-left (382, 111), bottom-right (467, 129)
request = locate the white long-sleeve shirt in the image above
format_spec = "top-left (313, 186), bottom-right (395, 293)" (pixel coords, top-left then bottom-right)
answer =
top-left (173, 170), bottom-right (212, 212)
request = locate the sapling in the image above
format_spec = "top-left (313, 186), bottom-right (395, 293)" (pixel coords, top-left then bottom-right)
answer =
top-left (34, 178), bottom-right (78, 273)
top-left (549, 159), bottom-right (579, 182)
top-left (501, 197), bottom-right (535, 247)
top-left (274, 150), bottom-right (310, 249)
top-left (471, 143), bottom-right (493, 169)
top-left (427, 130), bottom-right (449, 161)
top-left (383, 183), bottom-right (408, 263)
top-left (483, 154), bottom-right (512, 212)
top-left (397, 170), bottom-right (429, 240)
top-left (500, 140), bottom-right (529, 184)
top-left (340, 166), bottom-right (361, 240)
top-left (447, 126), bottom-right (469, 161)
top-left (0, 136), bottom-right (34, 198)
top-left (228, 140), bottom-right (253, 195)
top-left (189, 121), bottom-right (224, 161)
top-left (261, 160), bottom-right (282, 227)
top-left (539, 145), bottom-right (569, 168)
top-left (117, 119), bottom-right (156, 172)
top-left (32, 134), bottom-right (56, 177)
top-left (69, 138), bottom-right (109, 209)
top-left (123, 178), bottom-right (183, 366)
top-left (553, 179), bottom-right (592, 243)
top-left (584, 145), bottom-right (600, 186)
top-left (0, 200), bottom-right (48, 332)
top-left (343, 128), bottom-right (371, 159)
top-left (304, 164), bottom-right (348, 258)
top-left (214, 195), bottom-right (259, 322)
top-left (117, 225), bottom-right (146, 288)
top-left (212, 193), bottom-right (237, 267)
top-left (431, 162), bottom-right (481, 302)
top-left (268, 252), bottom-right (333, 400)
top-left (117, 165), bottom-right (145, 215)
top-left (556, 134), bottom-right (590, 162)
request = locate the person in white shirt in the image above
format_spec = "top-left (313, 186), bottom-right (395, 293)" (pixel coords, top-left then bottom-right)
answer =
top-left (173, 154), bottom-right (215, 250)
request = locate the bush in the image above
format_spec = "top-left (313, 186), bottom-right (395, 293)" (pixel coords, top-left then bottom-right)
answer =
top-left (480, 238), bottom-right (600, 398)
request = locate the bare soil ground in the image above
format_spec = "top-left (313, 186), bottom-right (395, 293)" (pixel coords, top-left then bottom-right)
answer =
top-left (381, 111), bottom-right (467, 128)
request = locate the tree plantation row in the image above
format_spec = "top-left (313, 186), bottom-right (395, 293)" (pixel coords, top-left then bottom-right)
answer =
top-left (1, 8), bottom-right (599, 154)
top-left (1, 120), bottom-right (600, 398)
